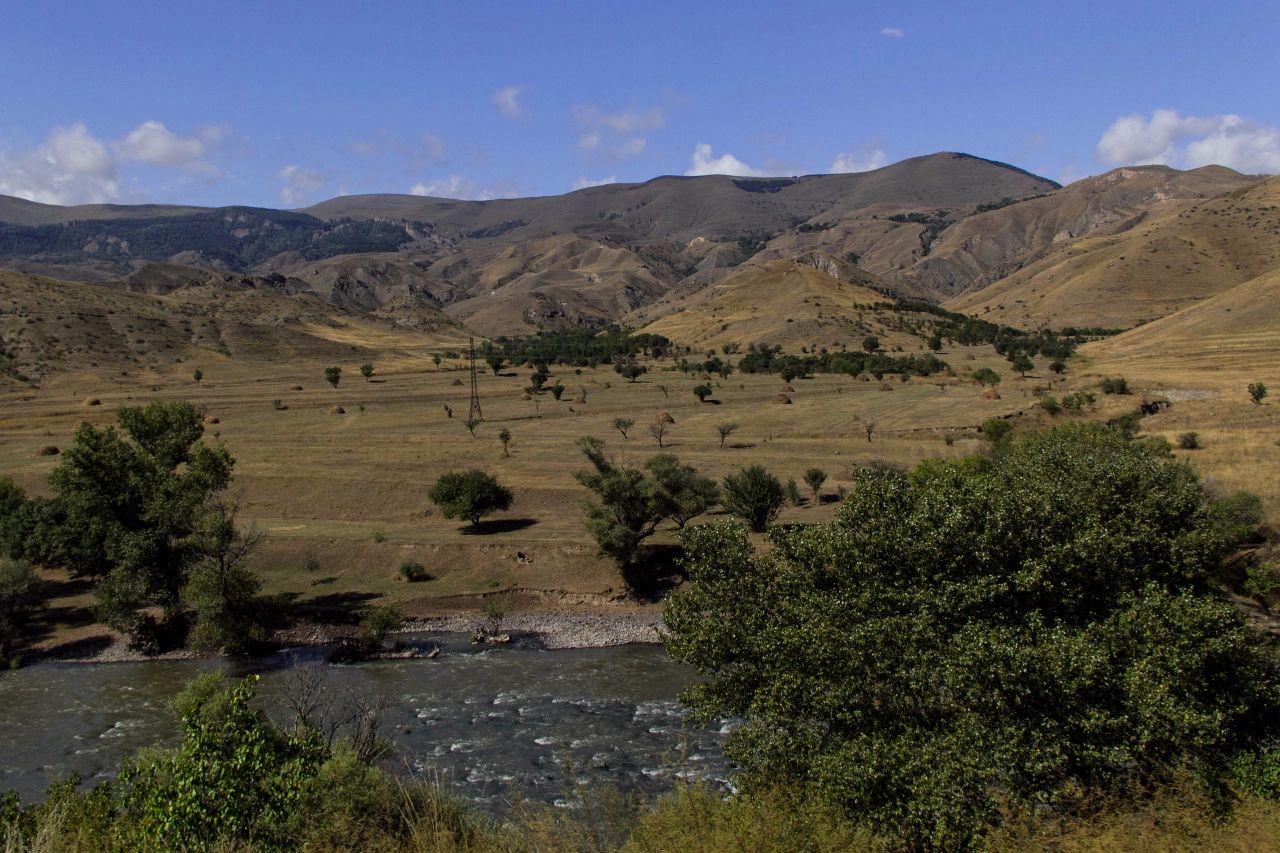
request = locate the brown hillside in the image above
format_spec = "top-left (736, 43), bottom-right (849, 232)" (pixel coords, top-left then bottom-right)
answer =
top-left (943, 175), bottom-right (1280, 329)
top-left (633, 257), bottom-right (907, 351)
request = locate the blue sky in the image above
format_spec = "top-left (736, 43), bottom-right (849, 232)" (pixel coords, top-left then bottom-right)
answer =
top-left (2, 0), bottom-right (1278, 208)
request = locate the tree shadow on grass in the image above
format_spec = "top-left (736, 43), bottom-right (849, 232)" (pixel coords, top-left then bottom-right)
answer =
top-left (727, 442), bottom-right (757, 449)
top-left (462, 517), bottom-right (538, 535)
top-left (291, 590), bottom-right (383, 625)
top-left (621, 543), bottom-right (687, 603)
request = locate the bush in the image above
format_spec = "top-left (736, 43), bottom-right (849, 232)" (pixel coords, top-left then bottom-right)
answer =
top-left (1177, 431), bottom-right (1201, 449)
top-left (1038, 395), bottom-right (1061, 416)
top-left (973, 367), bottom-right (1001, 387)
top-left (1249, 382), bottom-right (1268, 405)
top-left (665, 423), bottom-right (1280, 848)
top-left (722, 465), bottom-right (785, 532)
top-left (398, 561), bottom-right (432, 582)
top-left (427, 470), bottom-right (513, 529)
top-left (785, 479), bottom-right (803, 507)
top-left (1100, 376), bottom-right (1130, 395)
top-left (357, 604), bottom-right (403, 649)
top-left (981, 417), bottom-right (1013, 444)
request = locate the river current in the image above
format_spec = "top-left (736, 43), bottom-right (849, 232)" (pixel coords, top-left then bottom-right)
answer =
top-left (0, 634), bottom-right (734, 809)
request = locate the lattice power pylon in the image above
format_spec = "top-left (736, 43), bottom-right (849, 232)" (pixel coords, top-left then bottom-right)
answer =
top-left (465, 337), bottom-right (483, 436)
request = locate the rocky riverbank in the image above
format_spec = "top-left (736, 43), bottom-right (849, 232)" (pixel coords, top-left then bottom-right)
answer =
top-left (402, 609), bottom-right (665, 649)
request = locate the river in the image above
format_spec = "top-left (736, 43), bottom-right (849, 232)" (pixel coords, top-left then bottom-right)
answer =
top-left (0, 634), bottom-right (733, 809)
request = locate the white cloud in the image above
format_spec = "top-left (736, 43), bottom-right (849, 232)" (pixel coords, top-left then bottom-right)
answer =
top-left (0, 122), bottom-right (121, 204)
top-left (276, 164), bottom-right (330, 207)
top-left (408, 175), bottom-right (518, 201)
top-left (684, 143), bottom-right (765, 177)
top-left (493, 85), bottom-right (526, 119)
top-left (116, 120), bottom-right (218, 175)
top-left (572, 175), bottom-right (617, 190)
top-left (830, 148), bottom-right (888, 173)
top-left (1097, 109), bottom-right (1280, 173)
top-left (880, 27), bottom-right (905, 38)
top-left (574, 102), bottom-right (666, 161)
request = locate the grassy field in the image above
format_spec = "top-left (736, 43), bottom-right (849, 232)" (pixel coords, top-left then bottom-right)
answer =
top-left (2, 333), bottom-right (1277, 652)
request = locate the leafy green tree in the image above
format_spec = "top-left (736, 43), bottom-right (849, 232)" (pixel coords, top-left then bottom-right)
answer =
top-left (427, 471), bottom-right (513, 529)
top-left (972, 367), bottom-right (1001, 387)
top-left (181, 500), bottom-right (271, 653)
top-left (0, 557), bottom-right (40, 662)
top-left (118, 674), bottom-right (327, 850)
top-left (432, 353), bottom-right (442, 369)
top-left (981, 417), bottom-right (1013, 444)
top-left (39, 402), bottom-right (234, 643)
top-left (192, 368), bottom-right (203, 385)
top-left (485, 354), bottom-right (506, 375)
top-left (357, 604), bottom-right (403, 650)
top-left (1100, 376), bottom-right (1130, 395)
top-left (716, 422), bottom-right (740, 449)
top-left (1038, 394), bottom-right (1061, 415)
top-left (324, 366), bottom-right (342, 388)
top-left (550, 381), bottom-right (566, 401)
top-left (359, 363), bottom-right (374, 381)
top-left (693, 383), bottom-right (713, 402)
top-left (664, 423), bottom-right (1278, 849)
top-left (803, 467), bottom-right (827, 503)
top-left (529, 366), bottom-right (549, 393)
top-left (618, 363), bottom-right (646, 383)
top-left (927, 334), bottom-right (943, 352)
top-left (862, 335), bottom-right (880, 353)
top-left (722, 465), bottom-right (785, 532)
top-left (1049, 359), bottom-right (1066, 374)
top-left (1010, 352), bottom-right (1034, 376)
top-left (612, 417), bottom-right (634, 439)
top-left (574, 437), bottom-right (664, 585)
top-left (498, 427), bottom-right (512, 457)
top-left (785, 479), bottom-right (803, 507)
top-left (645, 455), bottom-right (719, 529)
top-left (1249, 382), bottom-right (1268, 405)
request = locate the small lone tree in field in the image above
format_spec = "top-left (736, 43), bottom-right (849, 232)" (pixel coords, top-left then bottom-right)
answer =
top-left (432, 353), bottom-right (442, 369)
top-left (803, 467), bottom-right (827, 503)
top-left (1248, 381), bottom-right (1268, 405)
top-left (498, 427), bottom-right (512, 457)
top-left (927, 334), bottom-right (943, 352)
top-left (972, 368), bottom-right (1001, 388)
top-left (192, 368), bottom-right (203, 385)
top-left (1010, 352), bottom-right (1034, 377)
top-left (716, 422), bottom-right (740, 448)
top-left (1100, 376), bottom-right (1130, 395)
top-left (618, 363), bottom-right (646, 383)
top-left (442, 403), bottom-right (453, 419)
top-left (862, 335), bottom-right (880, 353)
top-left (693, 383), bottom-right (713, 403)
top-left (428, 470), bottom-right (513, 530)
top-left (1049, 359), bottom-right (1066, 375)
top-left (722, 465), bottom-right (785, 532)
top-left (613, 417), bottom-right (634, 440)
top-left (485, 354), bottom-right (505, 376)
top-left (864, 420), bottom-right (877, 443)
top-left (359, 363), bottom-right (374, 381)
top-left (324, 366), bottom-right (342, 389)
top-left (649, 421), bottom-right (670, 448)
top-left (550, 381), bottom-right (565, 401)
top-left (982, 417), bottom-right (1013, 444)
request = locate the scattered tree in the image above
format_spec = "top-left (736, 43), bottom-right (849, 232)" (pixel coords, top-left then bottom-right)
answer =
top-left (432, 353), bottom-right (442, 369)
top-left (1049, 359), bottom-right (1066, 374)
top-left (646, 455), bottom-right (719, 529)
top-left (785, 479), bottom-right (803, 507)
top-left (182, 499), bottom-right (272, 653)
top-left (1248, 381), bottom-right (1268, 405)
top-left (693, 383), bottom-right (713, 402)
top-left (927, 334), bottom-right (943, 352)
top-left (1010, 352), bottom-right (1034, 377)
top-left (1100, 376), bottom-right (1130, 395)
top-left (427, 471), bottom-right (513, 529)
top-left (981, 417), bottom-right (1013, 444)
top-left (550, 382), bottom-right (565, 401)
top-left (862, 335), bottom-right (880, 353)
top-left (498, 427), bottom-right (512, 457)
top-left (716, 422), bottom-right (740, 449)
top-left (1177, 431), bottom-right (1201, 450)
top-left (357, 604), bottom-right (403, 650)
top-left (803, 467), bottom-right (827, 503)
top-left (612, 417), bottom-right (634, 440)
top-left (864, 420), bottom-right (877, 443)
top-left (574, 438), bottom-right (664, 585)
top-left (359, 363), bottom-right (374, 381)
top-left (324, 366), bottom-right (342, 389)
top-left (442, 403), bottom-right (453, 419)
top-left (1038, 395), bottom-right (1061, 416)
top-left (649, 421), bottom-right (670, 448)
top-left (485, 354), bottom-right (506, 375)
top-left (618, 363), bottom-right (647, 383)
top-left (972, 367), bottom-right (1001, 387)
top-left (721, 465), bottom-right (785, 532)
top-left (192, 368), bottom-right (203, 385)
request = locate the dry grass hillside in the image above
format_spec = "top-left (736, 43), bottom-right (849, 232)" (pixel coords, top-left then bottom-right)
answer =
top-left (944, 175), bottom-right (1280, 328)
top-left (0, 269), bottom-right (471, 384)
top-left (630, 258), bottom-right (909, 351)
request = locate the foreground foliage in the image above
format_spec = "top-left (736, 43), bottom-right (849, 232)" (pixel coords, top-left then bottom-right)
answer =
top-left (664, 422), bottom-right (1280, 848)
